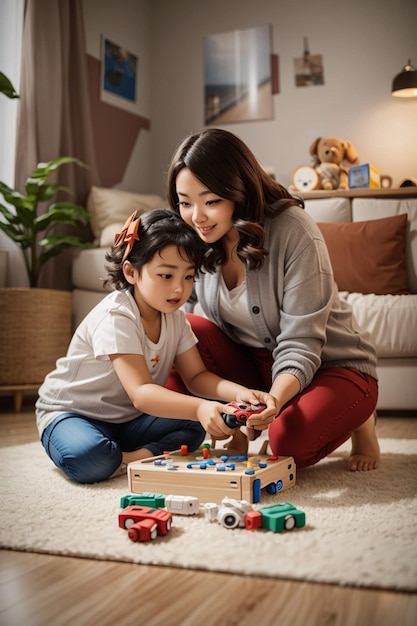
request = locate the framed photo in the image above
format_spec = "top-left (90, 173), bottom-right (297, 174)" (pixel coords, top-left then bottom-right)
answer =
top-left (204, 24), bottom-right (274, 125)
top-left (100, 36), bottom-right (138, 112)
top-left (294, 53), bottom-right (324, 87)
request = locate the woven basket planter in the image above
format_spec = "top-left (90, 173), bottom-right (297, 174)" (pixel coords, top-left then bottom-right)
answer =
top-left (0, 288), bottom-right (72, 386)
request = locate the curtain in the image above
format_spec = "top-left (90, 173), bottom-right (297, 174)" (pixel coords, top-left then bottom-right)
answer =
top-left (15, 0), bottom-right (100, 290)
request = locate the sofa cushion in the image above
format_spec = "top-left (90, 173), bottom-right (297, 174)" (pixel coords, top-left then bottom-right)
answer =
top-left (304, 197), bottom-right (352, 223)
top-left (72, 248), bottom-right (111, 292)
top-left (87, 186), bottom-right (168, 244)
top-left (317, 214), bottom-right (409, 295)
top-left (100, 223), bottom-right (127, 248)
top-left (352, 198), bottom-right (417, 294)
top-left (340, 292), bottom-right (417, 357)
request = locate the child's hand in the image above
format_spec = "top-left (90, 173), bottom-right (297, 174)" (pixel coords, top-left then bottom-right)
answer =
top-left (196, 400), bottom-right (235, 438)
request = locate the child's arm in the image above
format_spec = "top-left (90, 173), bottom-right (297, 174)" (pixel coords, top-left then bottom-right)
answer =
top-left (110, 347), bottom-right (276, 437)
top-left (174, 346), bottom-right (277, 431)
top-left (111, 352), bottom-right (233, 439)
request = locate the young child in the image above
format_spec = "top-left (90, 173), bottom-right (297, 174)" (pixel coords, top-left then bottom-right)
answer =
top-left (36, 209), bottom-right (276, 483)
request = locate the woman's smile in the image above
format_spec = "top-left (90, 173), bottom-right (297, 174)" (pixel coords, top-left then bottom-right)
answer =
top-left (196, 224), bottom-right (216, 236)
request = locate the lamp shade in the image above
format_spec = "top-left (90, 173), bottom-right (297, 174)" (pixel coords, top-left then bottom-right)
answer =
top-left (392, 60), bottom-right (417, 97)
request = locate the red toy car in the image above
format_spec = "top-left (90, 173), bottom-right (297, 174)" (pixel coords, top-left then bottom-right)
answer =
top-left (221, 401), bottom-right (267, 428)
top-left (118, 505), bottom-right (173, 542)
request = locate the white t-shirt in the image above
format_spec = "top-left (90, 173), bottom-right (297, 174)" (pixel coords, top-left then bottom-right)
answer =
top-left (218, 275), bottom-right (263, 348)
top-left (36, 290), bottom-right (197, 436)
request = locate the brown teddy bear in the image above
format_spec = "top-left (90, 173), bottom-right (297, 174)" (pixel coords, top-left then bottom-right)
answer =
top-left (309, 136), bottom-right (358, 190)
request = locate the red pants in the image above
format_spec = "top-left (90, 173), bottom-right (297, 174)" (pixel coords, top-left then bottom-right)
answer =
top-left (167, 314), bottom-right (378, 468)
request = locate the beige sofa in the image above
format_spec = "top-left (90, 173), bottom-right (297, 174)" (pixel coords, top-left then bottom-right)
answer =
top-left (72, 187), bottom-right (417, 411)
top-left (72, 186), bottom-right (169, 326)
top-left (303, 194), bottom-right (417, 411)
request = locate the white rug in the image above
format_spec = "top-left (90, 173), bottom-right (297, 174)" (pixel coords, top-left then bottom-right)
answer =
top-left (1, 438), bottom-right (416, 591)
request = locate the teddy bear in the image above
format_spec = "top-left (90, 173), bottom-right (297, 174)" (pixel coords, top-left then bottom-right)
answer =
top-left (309, 136), bottom-right (358, 190)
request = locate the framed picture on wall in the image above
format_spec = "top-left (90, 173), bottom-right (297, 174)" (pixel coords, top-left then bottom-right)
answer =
top-left (294, 43), bottom-right (324, 88)
top-left (204, 24), bottom-right (274, 125)
top-left (294, 54), bottom-right (324, 87)
top-left (100, 35), bottom-right (138, 111)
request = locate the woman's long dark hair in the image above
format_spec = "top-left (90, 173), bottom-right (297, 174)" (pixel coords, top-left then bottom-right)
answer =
top-left (166, 128), bottom-right (303, 271)
top-left (104, 208), bottom-right (204, 291)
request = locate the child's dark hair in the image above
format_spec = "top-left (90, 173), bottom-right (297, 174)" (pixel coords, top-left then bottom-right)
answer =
top-left (104, 208), bottom-right (204, 291)
top-left (167, 128), bottom-right (304, 271)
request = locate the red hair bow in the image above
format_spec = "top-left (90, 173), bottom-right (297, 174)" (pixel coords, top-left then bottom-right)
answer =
top-left (114, 211), bottom-right (140, 261)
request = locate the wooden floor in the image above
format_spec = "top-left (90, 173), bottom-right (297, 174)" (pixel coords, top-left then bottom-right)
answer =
top-left (1, 394), bottom-right (416, 626)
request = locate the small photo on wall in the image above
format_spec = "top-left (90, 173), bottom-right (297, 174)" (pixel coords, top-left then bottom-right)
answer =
top-left (294, 53), bottom-right (324, 87)
top-left (101, 36), bottom-right (137, 105)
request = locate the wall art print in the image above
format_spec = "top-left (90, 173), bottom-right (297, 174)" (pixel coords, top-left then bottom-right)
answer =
top-left (101, 35), bottom-right (138, 111)
top-left (204, 24), bottom-right (274, 125)
top-left (294, 37), bottom-right (324, 87)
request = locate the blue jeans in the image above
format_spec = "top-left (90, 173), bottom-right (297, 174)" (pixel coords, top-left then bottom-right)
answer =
top-left (41, 412), bottom-right (205, 484)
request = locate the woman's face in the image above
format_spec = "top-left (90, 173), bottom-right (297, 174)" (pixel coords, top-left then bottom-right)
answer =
top-left (176, 168), bottom-right (235, 244)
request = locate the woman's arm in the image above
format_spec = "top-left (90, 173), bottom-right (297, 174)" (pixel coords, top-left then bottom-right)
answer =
top-left (269, 372), bottom-right (301, 414)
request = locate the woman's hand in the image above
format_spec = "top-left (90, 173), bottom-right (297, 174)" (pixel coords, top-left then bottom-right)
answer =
top-left (234, 389), bottom-right (278, 431)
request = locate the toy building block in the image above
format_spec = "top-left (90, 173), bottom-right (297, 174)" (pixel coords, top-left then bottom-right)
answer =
top-left (128, 518), bottom-right (159, 542)
top-left (257, 502), bottom-right (306, 532)
top-left (165, 494), bottom-right (199, 515)
top-left (127, 447), bottom-right (296, 504)
top-left (203, 497), bottom-right (254, 529)
top-left (348, 163), bottom-right (380, 189)
top-left (215, 497), bottom-right (254, 529)
top-left (120, 492), bottom-right (166, 509)
top-left (204, 502), bottom-right (219, 522)
top-left (244, 510), bottom-right (263, 531)
top-left (118, 505), bottom-right (173, 542)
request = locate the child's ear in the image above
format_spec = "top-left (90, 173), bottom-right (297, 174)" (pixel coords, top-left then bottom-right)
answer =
top-left (123, 261), bottom-right (137, 285)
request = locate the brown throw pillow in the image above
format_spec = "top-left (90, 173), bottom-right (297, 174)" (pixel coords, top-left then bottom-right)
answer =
top-left (317, 214), bottom-right (409, 295)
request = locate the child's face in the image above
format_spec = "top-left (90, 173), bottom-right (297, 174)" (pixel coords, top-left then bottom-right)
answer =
top-left (176, 168), bottom-right (235, 244)
top-left (129, 245), bottom-right (196, 314)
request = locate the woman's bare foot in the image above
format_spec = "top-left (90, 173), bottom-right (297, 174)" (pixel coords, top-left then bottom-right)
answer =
top-left (349, 412), bottom-right (380, 471)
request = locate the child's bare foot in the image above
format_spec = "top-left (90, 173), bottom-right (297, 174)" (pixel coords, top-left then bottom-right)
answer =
top-left (349, 412), bottom-right (380, 471)
top-left (122, 447), bottom-right (154, 464)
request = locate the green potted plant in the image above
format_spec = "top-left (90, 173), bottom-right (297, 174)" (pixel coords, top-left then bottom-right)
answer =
top-left (0, 156), bottom-right (92, 288)
top-left (0, 71), bottom-right (19, 99)
top-left (0, 72), bottom-right (93, 403)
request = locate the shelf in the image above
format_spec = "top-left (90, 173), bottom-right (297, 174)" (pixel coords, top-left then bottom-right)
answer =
top-left (0, 384), bottom-right (40, 412)
top-left (295, 187), bottom-right (417, 200)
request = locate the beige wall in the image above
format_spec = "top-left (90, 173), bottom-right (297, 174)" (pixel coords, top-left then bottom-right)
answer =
top-left (83, 0), bottom-right (417, 196)
top-left (83, 0), bottom-right (154, 191)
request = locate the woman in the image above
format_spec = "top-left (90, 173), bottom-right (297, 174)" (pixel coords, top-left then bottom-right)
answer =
top-left (166, 128), bottom-right (380, 471)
